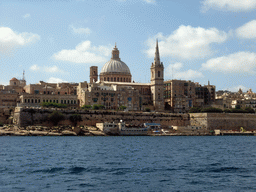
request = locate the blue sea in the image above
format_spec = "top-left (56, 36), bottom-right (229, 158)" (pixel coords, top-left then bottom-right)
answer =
top-left (1, 136), bottom-right (256, 191)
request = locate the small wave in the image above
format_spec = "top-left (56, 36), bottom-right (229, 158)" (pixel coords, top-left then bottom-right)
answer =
top-left (69, 167), bottom-right (86, 174)
top-left (32, 167), bottom-right (65, 174)
top-left (79, 183), bottom-right (95, 187)
top-left (210, 167), bottom-right (244, 173)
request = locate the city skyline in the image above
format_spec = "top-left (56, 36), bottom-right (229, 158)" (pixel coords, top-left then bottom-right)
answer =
top-left (0, 0), bottom-right (256, 92)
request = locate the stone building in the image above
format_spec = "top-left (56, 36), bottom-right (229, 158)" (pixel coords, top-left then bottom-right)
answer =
top-left (214, 88), bottom-right (256, 110)
top-left (0, 90), bottom-right (18, 109)
top-left (18, 81), bottom-right (78, 108)
top-left (78, 40), bottom-right (164, 111)
top-left (18, 93), bottom-right (78, 108)
top-left (164, 80), bottom-right (216, 113)
top-left (164, 80), bottom-right (195, 113)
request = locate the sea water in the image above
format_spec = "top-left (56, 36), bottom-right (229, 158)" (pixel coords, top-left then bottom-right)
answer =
top-left (0, 136), bottom-right (256, 191)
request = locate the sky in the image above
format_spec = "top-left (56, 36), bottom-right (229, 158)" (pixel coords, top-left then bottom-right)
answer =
top-left (0, 0), bottom-right (256, 92)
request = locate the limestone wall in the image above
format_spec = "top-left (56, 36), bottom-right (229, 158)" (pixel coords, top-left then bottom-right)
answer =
top-left (13, 107), bottom-right (189, 127)
top-left (190, 113), bottom-right (256, 130)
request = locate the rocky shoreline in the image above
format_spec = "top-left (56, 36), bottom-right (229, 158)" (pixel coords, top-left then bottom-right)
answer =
top-left (0, 125), bottom-right (106, 136)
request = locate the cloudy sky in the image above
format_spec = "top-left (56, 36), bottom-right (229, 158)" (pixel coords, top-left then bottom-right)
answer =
top-left (0, 0), bottom-right (255, 92)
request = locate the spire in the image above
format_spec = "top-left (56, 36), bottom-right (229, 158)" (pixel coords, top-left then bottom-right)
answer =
top-left (111, 43), bottom-right (120, 61)
top-left (154, 39), bottom-right (160, 66)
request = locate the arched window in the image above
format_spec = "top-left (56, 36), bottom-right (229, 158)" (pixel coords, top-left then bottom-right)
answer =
top-left (120, 77), bottom-right (122, 82)
top-left (107, 77), bottom-right (109, 81)
top-left (123, 78), bottom-right (125, 82)
top-left (117, 77), bottom-right (119, 82)
top-left (158, 71), bottom-right (160, 77)
top-left (104, 77), bottom-right (106, 81)
top-left (111, 77), bottom-right (113, 81)
top-left (114, 77), bottom-right (116, 82)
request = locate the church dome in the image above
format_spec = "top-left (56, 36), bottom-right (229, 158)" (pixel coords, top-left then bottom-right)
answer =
top-left (101, 59), bottom-right (131, 75)
top-left (99, 44), bottom-right (132, 83)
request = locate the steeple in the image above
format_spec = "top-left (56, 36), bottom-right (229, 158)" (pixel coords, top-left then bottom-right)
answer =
top-left (111, 43), bottom-right (120, 61)
top-left (154, 39), bottom-right (161, 66)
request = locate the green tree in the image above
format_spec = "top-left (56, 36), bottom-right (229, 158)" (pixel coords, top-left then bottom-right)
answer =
top-left (119, 105), bottom-right (127, 111)
top-left (81, 105), bottom-right (92, 109)
top-left (223, 109), bottom-right (231, 113)
top-left (69, 114), bottom-right (82, 126)
top-left (145, 107), bottom-right (151, 112)
top-left (189, 107), bottom-right (202, 113)
top-left (48, 111), bottom-right (65, 126)
top-left (92, 104), bottom-right (99, 110)
top-left (245, 107), bottom-right (255, 113)
top-left (201, 107), bottom-right (223, 113)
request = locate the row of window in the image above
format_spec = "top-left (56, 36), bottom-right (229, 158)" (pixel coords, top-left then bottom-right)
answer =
top-left (103, 77), bottom-right (131, 82)
top-left (24, 99), bottom-right (77, 104)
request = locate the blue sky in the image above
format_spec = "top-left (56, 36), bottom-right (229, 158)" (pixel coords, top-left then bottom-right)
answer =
top-left (0, 0), bottom-right (256, 92)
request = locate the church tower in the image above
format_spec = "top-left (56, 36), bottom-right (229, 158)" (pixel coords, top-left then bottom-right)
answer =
top-left (150, 39), bottom-right (164, 111)
top-left (90, 66), bottom-right (98, 83)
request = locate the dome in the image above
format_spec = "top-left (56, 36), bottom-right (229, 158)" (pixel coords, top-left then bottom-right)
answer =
top-left (10, 77), bottom-right (18, 81)
top-left (101, 59), bottom-right (131, 75)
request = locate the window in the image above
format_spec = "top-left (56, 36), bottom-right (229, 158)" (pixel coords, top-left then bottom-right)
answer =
top-left (158, 71), bottom-right (160, 77)
top-left (74, 100), bottom-right (76, 104)
top-left (25, 99), bottom-right (27, 103)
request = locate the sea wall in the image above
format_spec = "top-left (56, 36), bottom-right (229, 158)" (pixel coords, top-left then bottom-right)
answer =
top-left (13, 107), bottom-right (190, 127)
top-left (190, 113), bottom-right (256, 130)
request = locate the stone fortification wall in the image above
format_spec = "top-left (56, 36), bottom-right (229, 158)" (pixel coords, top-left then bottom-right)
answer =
top-left (13, 107), bottom-right (189, 127)
top-left (190, 113), bottom-right (256, 130)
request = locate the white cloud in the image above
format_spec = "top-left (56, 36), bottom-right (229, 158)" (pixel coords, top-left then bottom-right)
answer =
top-left (165, 62), bottom-right (204, 80)
top-left (228, 85), bottom-right (249, 92)
top-left (202, 0), bottom-right (256, 12)
top-left (236, 20), bottom-right (256, 39)
top-left (47, 77), bottom-right (67, 83)
top-left (53, 40), bottom-right (112, 64)
top-left (143, 0), bottom-right (155, 3)
top-left (70, 25), bottom-right (91, 35)
top-left (146, 25), bottom-right (227, 60)
top-left (23, 13), bottom-right (30, 18)
top-left (0, 27), bottom-right (40, 53)
top-left (30, 65), bottom-right (65, 73)
top-left (30, 64), bottom-right (40, 71)
top-left (0, 81), bottom-right (8, 86)
top-left (44, 66), bottom-right (63, 73)
top-left (201, 51), bottom-right (256, 74)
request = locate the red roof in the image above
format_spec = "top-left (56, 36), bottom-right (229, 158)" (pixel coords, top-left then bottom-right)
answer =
top-left (10, 77), bottom-right (18, 81)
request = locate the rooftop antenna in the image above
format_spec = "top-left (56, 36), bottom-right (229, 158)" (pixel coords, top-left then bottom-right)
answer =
top-left (22, 70), bottom-right (25, 81)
